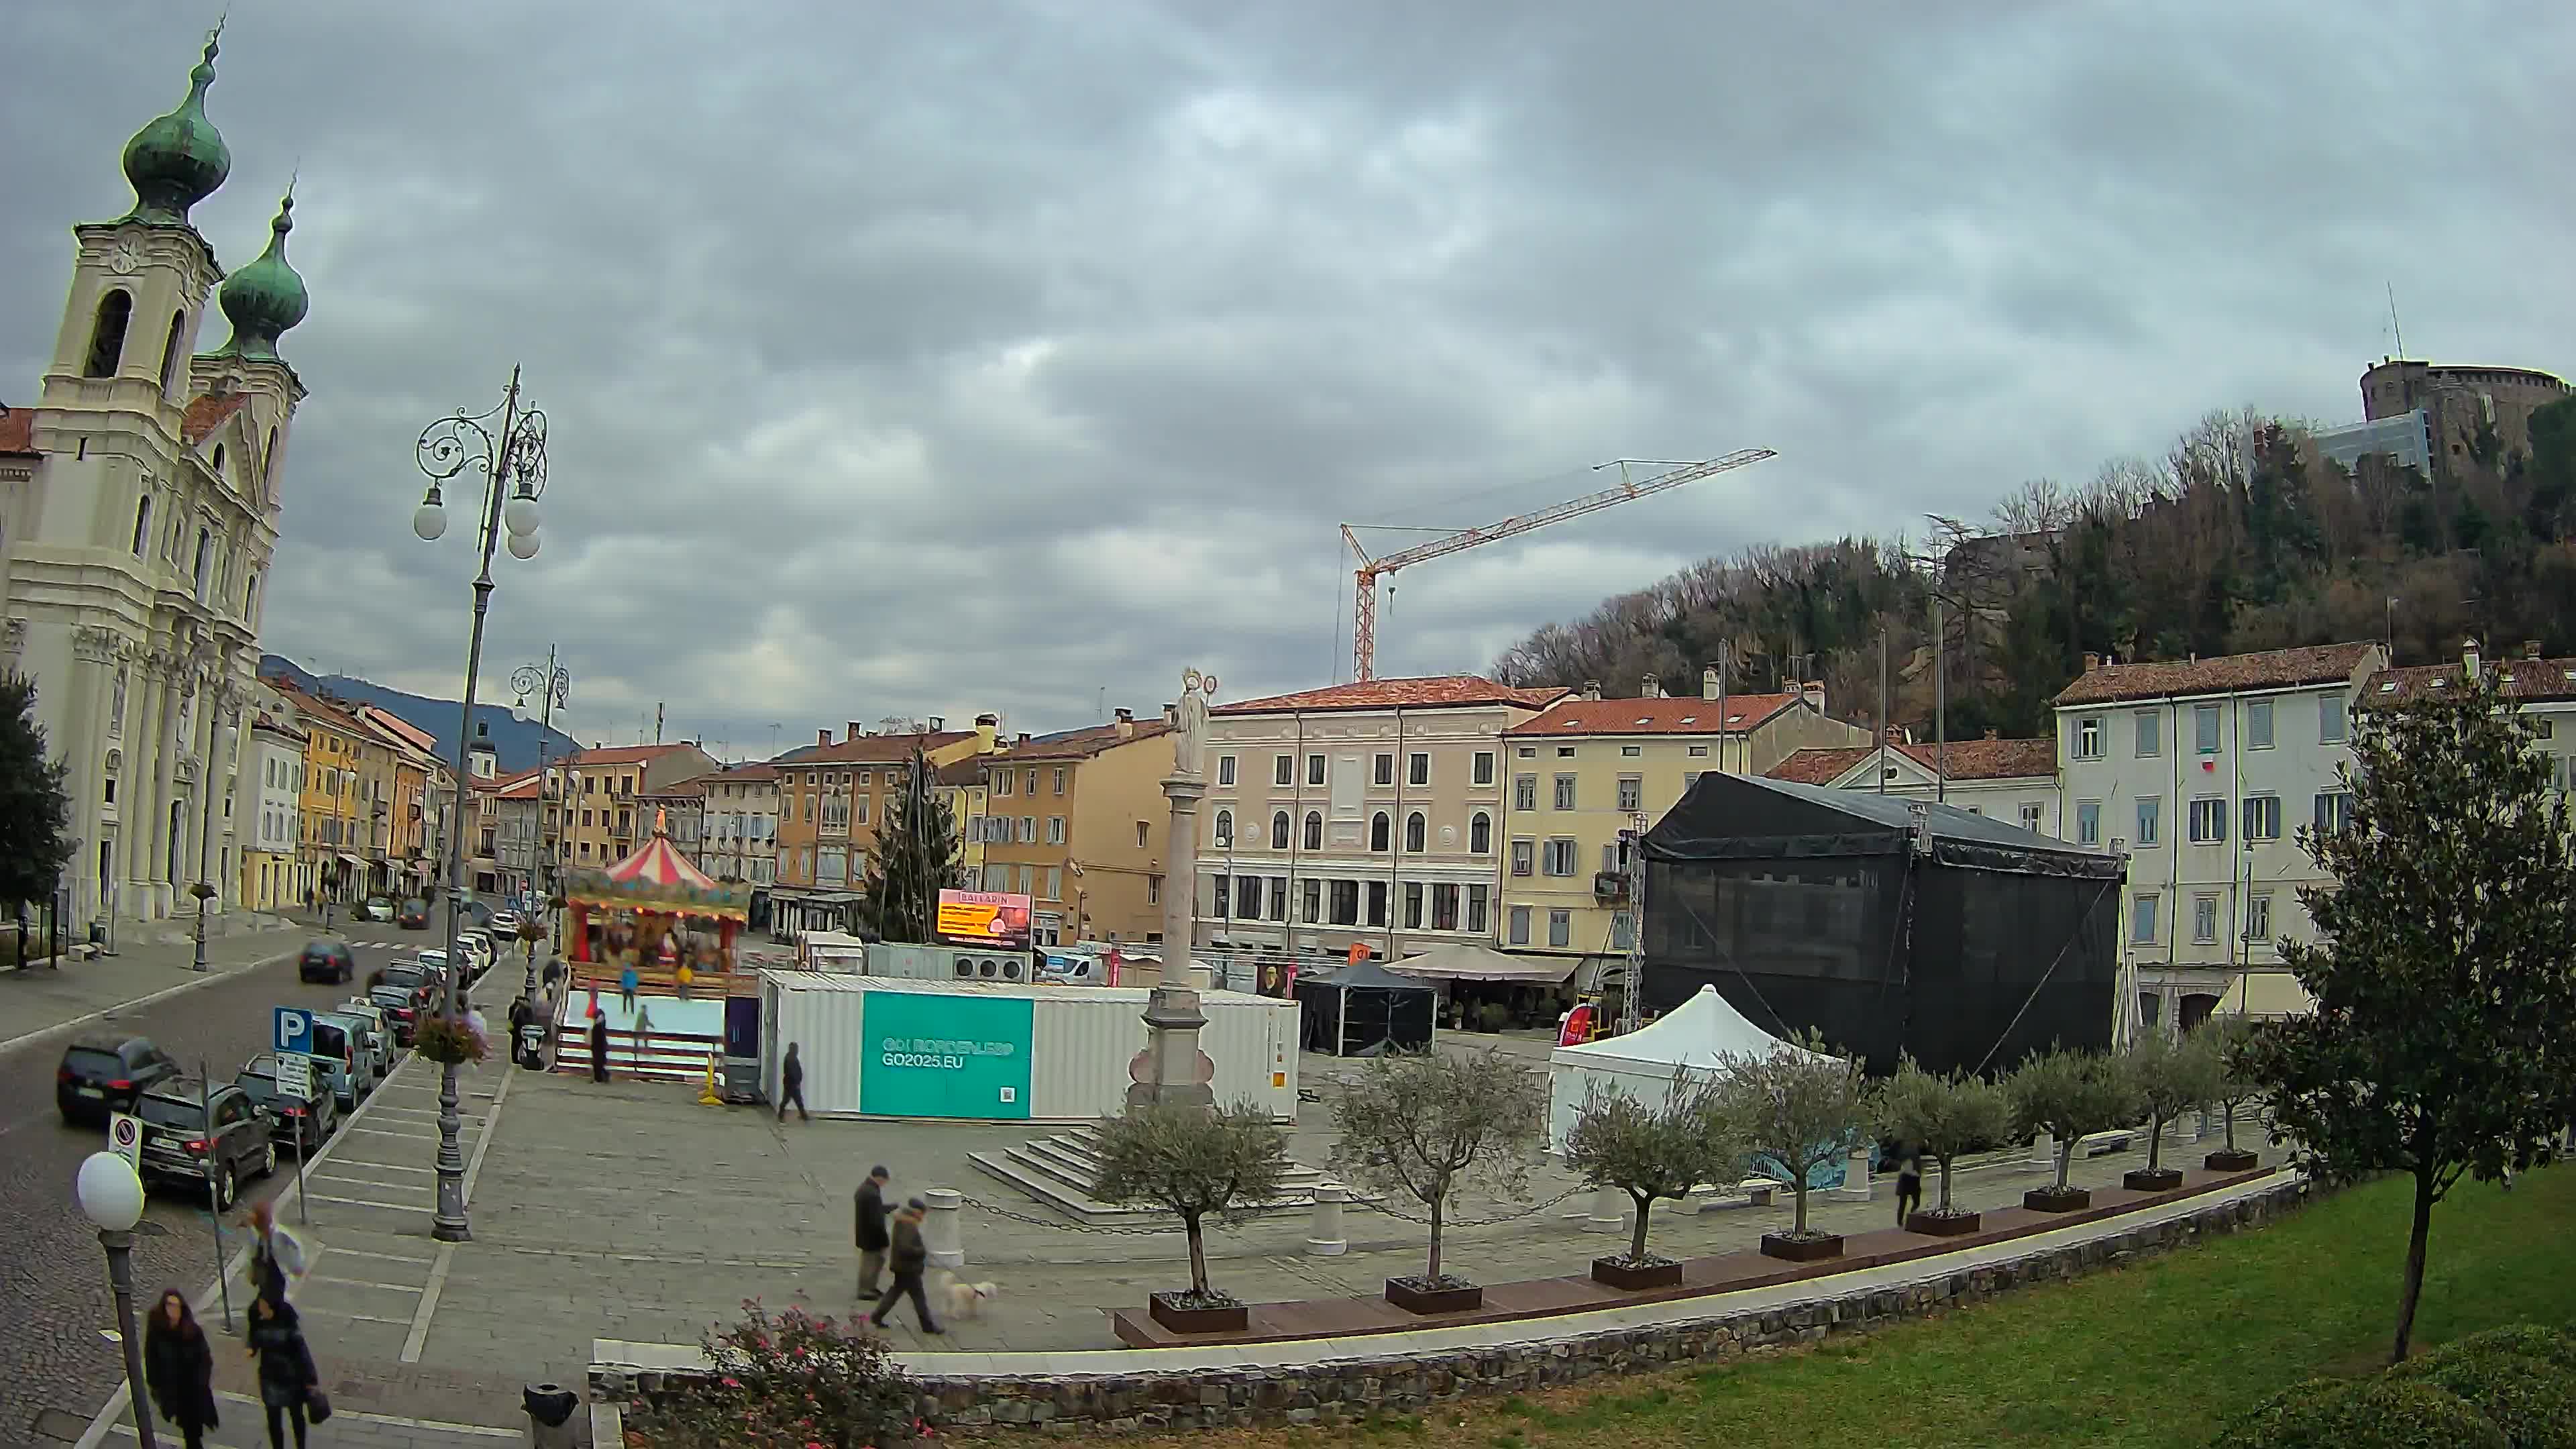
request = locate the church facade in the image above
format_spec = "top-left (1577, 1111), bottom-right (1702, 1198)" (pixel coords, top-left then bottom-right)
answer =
top-left (0, 28), bottom-right (312, 927)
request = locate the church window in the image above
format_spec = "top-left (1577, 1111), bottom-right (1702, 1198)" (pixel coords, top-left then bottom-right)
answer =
top-left (158, 311), bottom-right (186, 394)
top-left (244, 572), bottom-right (259, 616)
top-left (85, 290), bottom-right (132, 378)
top-left (193, 527), bottom-right (211, 600)
top-left (211, 443), bottom-right (225, 480)
top-left (129, 495), bottom-right (152, 555)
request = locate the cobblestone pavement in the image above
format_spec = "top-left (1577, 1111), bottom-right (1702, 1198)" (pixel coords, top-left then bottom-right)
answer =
top-left (0, 922), bottom-right (519, 1446)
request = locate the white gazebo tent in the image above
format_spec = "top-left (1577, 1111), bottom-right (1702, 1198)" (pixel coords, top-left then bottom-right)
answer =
top-left (1544, 983), bottom-right (1832, 1152)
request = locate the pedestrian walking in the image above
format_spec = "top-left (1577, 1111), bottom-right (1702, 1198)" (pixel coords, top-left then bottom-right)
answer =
top-left (619, 963), bottom-right (639, 1014)
top-left (869, 1199), bottom-right (944, 1334)
top-left (144, 1289), bottom-right (219, 1449)
top-left (854, 1165), bottom-right (892, 1296)
top-left (244, 1291), bottom-right (321, 1449)
top-left (1894, 1143), bottom-right (1924, 1225)
top-left (777, 1042), bottom-right (809, 1122)
top-left (244, 1201), bottom-right (309, 1303)
top-left (589, 1011), bottom-right (610, 1083)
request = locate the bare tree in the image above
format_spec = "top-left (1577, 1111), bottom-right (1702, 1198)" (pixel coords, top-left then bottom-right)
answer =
top-left (1562, 1069), bottom-right (1747, 1265)
top-left (1092, 1101), bottom-right (1291, 1305)
top-left (1329, 1051), bottom-right (1546, 1287)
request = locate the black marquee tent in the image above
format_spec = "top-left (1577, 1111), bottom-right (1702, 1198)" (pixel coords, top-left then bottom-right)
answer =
top-left (1640, 772), bottom-right (2124, 1077)
top-left (1294, 959), bottom-right (1439, 1057)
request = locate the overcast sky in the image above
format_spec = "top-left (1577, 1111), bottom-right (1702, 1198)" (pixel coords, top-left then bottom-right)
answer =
top-left (7, 2), bottom-right (2571, 757)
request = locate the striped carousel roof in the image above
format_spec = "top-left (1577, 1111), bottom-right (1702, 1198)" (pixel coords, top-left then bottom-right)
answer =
top-left (602, 810), bottom-right (718, 892)
top-left (568, 808), bottom-right (748, 920)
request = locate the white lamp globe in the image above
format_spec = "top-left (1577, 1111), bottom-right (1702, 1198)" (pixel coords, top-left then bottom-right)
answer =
top-left (76, 1151), bottom-right (144, 1232)
top-left (502, 492), bottom-right (541, 538)
top-left (506, 529), bottom-right (540, 561)
top-left (412, 500), bottom-right (448, 542)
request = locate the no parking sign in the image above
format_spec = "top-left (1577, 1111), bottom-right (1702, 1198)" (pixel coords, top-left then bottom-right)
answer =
top-left (107, 1112), bottom-right (142, 1171)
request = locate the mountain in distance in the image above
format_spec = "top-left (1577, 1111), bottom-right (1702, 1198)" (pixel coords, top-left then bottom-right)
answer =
top-left (258, 653), bottom-right (579, 775)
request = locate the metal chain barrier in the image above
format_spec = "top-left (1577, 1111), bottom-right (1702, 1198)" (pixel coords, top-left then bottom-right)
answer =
top-left (956, 1194), bottom-right (1176, 1237)
top-left (957, 1185), bottom-right (1587, 1235)
top-left (1350, 1184), bottom-right (1586, 1228)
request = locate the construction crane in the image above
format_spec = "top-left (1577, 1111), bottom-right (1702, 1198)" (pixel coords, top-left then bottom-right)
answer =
top-left (1341, 449), bottom-right (1778, 680)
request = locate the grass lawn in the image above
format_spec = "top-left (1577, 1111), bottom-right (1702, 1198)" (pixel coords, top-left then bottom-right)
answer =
top-left (1193, 1165), bottom-right (2573, 1449)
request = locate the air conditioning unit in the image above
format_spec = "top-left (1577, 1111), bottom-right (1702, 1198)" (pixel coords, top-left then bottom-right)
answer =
top-left (869, 941), bottom-right (1034, 983)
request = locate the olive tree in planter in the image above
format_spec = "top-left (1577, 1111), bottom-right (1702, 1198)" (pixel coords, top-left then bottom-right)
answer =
top-left (1330, 1049), bottom-right (1546, 1314)
top-left (2121, 1028), bottom-right (2222, 1191)
top-left (1091, 1099), bottom-right (1291, 1334)
top-left (1871, 1055), bottom-right (2012, 1236)
top-left (2200, 1016), bottom-right (2266, 1172)
top-left (1562, 1068), bottom-right (1746, 1289)
top-left (2008, 1046), bottom-right (2137, 1212)
top-left (1721, 1030), bottom-right (1868, 1263)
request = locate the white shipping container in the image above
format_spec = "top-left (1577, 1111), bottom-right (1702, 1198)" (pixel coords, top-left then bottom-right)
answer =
top-left (757, 971), bottom-right (1297, 1122)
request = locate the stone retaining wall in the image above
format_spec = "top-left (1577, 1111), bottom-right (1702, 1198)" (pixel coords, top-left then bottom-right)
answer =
top-left (597, 1178), bottom-right (2310, 1436)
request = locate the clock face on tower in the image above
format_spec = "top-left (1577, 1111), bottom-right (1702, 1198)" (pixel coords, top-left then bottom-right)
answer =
top-left (108, 239), bottom-right (142, 276)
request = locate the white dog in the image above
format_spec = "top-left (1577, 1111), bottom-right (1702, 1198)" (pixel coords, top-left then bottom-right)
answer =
top-left (938, 1275), bottom-right (1000, 1322)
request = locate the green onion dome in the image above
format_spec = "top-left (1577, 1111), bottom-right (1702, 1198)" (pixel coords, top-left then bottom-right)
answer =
top-left (121, 31), bottom-right (230, 227)
top-left (212, 193), bottom-right (308, 362)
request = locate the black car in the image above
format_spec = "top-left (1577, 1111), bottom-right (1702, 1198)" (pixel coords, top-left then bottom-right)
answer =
top-left (56, 1036), bottom-right (183, 1126)
top-left (299, 940), bottom-right (355, 983)
top-left (367, 984), bottom-right (424, 1045)
top-left (396, 898), bottom-right (431, 930)
top-left (135, 1080), bottom-right (276, 1210)
top-left (234, 1055), bottom-right (339, 1149)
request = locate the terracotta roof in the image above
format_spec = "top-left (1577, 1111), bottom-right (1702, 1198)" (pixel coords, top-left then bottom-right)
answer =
top-left (698, 763), bottom-right (779, 784)
top-left (0, 407), bottom-right (35, 457)
top-left (798, 731), bottom-right (973, 765)
top-left (265, 680), bottom-right (365, 737)
top-left (249, 712), bottom-right (307, 743)
top-left (1767, 737), bottom-right (2058, 786)
top-left (934, 758), bottom-right (987, 786)
top-left (564, 743), bottom-right (699, 767)
top-left (2051, 643), bottom-right (2379, 707)
top-left (642, 778), bottom-right (708, 798)
top-left (998, 720), bottom-right (1172, 761)
top-left (486, 769), bottom-right (543, 801)
top-left (2367, 655), bottom-right (2576, 705)
top-left (358, 705), bottom-right (440, 757)
top-left (1504, 693), bottom-right (1803, 737)
top-left (180, 392), bottom-right (252, 445)
top-left (1215, 676), bottom-right (1567, 716)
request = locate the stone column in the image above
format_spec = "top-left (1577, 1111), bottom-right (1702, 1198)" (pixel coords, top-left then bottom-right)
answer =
top-left (140, 663), bottom-right (177, 916)
top-left (1305, 1182), bottom-right (1349, 1256)
top-left (921, 1187), bottom-right (965, 1270)
top-left (1832, 1144), bottom-right (1874, 1201)
top-left (1583, 1185), bottom-right (1627, 1233)
top-left (1160, 771), bottom-right (1205, 982)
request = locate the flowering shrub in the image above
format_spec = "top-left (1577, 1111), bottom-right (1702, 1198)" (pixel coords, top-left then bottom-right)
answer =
top-left (411, 1016), bottom-right (487, 1066)
top-left (633, 1300), bottom-right (914, 1449)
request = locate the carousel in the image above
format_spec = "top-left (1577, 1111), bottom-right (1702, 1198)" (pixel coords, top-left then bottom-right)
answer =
top-left (563, 809), bottom-right (753, 985)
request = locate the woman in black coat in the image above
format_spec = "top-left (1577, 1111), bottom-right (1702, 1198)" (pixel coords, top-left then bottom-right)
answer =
top-left (142, 1290), bottom-right (219, 1449)
top-left (244, 1291), bottom-right (319, 1449)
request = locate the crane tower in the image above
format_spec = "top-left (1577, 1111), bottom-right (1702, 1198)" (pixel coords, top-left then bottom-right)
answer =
top-left (1341, 449), bottom-right (1777, 681)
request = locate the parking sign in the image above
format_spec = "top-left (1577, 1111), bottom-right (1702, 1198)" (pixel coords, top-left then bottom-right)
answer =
top-left (274, 1006), bottom-right (313, 1055)
top-left (107, 1112), bottom-right (143, 1171)
top-left (276, 1052), bottom-right (312, 1099)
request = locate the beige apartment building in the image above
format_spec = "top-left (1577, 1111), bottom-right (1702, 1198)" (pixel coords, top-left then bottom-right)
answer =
top-left (971, 710), bottom-right (1174, 947)
top-left (559, 743), bottom-right (717, 873)
top-left (1497, 672), bottom-right (1869, 974)
top-left (1194, 676), bottom-right (1565, 963)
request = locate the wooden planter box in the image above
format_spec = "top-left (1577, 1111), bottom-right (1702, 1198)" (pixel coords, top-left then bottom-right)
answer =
top-left (1147, 1292), bottom-right (1248, 1335)
top-left (1906, 1210), bottom-right (1981, 1237)
top-left (1384, 1277), bottom-right (1483, 1315)
top-left (1591, 1255), bottom-right (1684, 1291)
top-left (2123, 1167), bottom-right (2186, 1193)
top-left (2024, 1185), bottom-right (2092, 1213)
top-left (1759, 1232), bottom-right (1844, 1263)
top-left (2204, 1148), bottom-right (2261, 1172)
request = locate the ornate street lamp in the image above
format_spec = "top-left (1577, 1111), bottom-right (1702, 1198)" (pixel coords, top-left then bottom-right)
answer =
top-left (77, 1152), bottom-right (157, 1449)
top-left (411, 368), bottom-right (549, 1242)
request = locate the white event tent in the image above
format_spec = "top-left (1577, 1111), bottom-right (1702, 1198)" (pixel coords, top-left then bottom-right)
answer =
top-left (1544, 984), bottom-right (1835, 1154)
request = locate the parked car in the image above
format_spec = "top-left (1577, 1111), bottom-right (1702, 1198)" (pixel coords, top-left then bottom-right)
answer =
top-left (413, 951), bottom-right (456, 994)
top-left (455, 933), bottom-right (496, 980)
top-left (56, 1036), bottom-right (184, 1126)
top-left (317, 1009), bottom-right (386, 1090)
top-left (488, 910), bottom-right (523, 938)
top-left (233, 1055), bottom-right (339, 1148)
top-left (297, 940), bottom-right (356, 984)
top-left (368, 983), bottom-right (425, 1045)
top-left (396, 898), bottom-right (431, 929)
top-left (337, 999), bottom-right (396, 1058)
top-left (300, 1015), bottom-right (363, 1111)
top-left (136, 1079), bottom-right (275, 1209)
top-left (360, 895), bottom-right (398, 922)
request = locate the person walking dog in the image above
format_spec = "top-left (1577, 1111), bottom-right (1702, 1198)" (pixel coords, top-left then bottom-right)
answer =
top-left (853, 1165), bottom-right (892, 1296)
top-left (144, 1289), bottom-right (219, 1449)
top-left (869, 1199), bottom-right (943, 1334)
top-left (246, 1290), bottom-right (323, 1449)
top-left (777, 1042), bottom-right (808, 1122)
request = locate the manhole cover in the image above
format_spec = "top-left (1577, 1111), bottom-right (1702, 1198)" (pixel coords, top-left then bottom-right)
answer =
top-left (30, 1407), bottom-right (95, 1442)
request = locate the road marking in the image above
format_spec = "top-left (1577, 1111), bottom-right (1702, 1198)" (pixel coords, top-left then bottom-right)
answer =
top-left (402, 1242), bottom-right (456, 1363)
top-left (210, 1387), bottom-right (520, 1437)
top-left (460, 1054), bottom-right (516, 1207)
top-left (0, 943), bottom-right (301, 1059)
top-left (309, 1192), bottom-right (431, 1212)
top-left (311, 1273), bottom-right (426, 1293)
top-left (292, 1305), bottom-right (414, 1326)
top-left (313, 1166), bottom-right (436, 1187)
top-left (324, 1245), bottom-right (436, 1265)
top-left (320, 1157), bottom-right (437, 1175)
top-left (347, 1124), bottom-right (438, 1140)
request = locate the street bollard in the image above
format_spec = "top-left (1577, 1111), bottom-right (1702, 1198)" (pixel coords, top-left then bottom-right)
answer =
top-left (1305, 1181), bottom-right (1349, 1256)
top-left (2029, 1130), bottom-right (2057, 1173)
top-left (1583, 1185), bottom-right (1626, 1233)
top-left (523, 1383), bottom-right (578, 1449)
top-left (1833, 1144), bottom-right (1873, 1201)
top-left (922, 1187), bottom-right (965, 1270)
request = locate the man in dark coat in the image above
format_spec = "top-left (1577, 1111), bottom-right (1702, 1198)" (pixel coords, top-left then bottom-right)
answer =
top-left (869, 1198), bottom-right (942, 1334)
top-left (777, 1042), bottom-right (808, 1122)
top-left (853, 1165), bottom-right (892, 1296)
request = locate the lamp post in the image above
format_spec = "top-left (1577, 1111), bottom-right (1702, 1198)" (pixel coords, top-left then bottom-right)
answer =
top-left (188, 880), bottom-right (215, 972)
top-left (78, 1151), bottom-right (157, 1449)
top-left (412, 368), bottom-right (549, 1243)
top-left (512, 649), bottom-right (570, 977)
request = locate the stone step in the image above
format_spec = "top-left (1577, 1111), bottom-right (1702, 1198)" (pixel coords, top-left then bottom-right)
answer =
top-left (967, 1140), bottom-right (1367, 1227)
top-left (1016, 1132), bottom-right (1332, 1196)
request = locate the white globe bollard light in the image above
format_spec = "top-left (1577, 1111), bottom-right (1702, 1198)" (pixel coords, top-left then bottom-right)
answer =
top-left (77, 1152), bottom-right (157, 1449)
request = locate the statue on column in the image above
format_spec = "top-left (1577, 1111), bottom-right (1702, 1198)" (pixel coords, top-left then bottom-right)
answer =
top-left (1171, 667), bottom-right (1218, 778)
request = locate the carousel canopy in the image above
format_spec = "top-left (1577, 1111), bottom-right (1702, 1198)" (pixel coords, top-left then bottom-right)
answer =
top-left (567, 809), bottom-right (751, 920)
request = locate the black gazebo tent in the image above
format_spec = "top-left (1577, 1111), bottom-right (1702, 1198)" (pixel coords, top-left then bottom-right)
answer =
top-left (1640, 773), bottom-right (2124, 1077)
top-left (1294, 959), bottom-right (1438, 1057)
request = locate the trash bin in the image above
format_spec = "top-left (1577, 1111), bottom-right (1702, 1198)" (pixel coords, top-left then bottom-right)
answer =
top-left (517, 1022), bottom-right (549, 1071)
top-left (523, 1382), bottom-right (578, 1448)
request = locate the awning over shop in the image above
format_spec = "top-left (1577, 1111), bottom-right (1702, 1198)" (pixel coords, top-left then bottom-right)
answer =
top-left (336, 853), bottom-right (366, 870)
top-left (1387, 943), bottom-right (1582, 984)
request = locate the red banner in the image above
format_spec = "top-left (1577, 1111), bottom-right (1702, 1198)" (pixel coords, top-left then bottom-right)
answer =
top-left (1559, 1002), bottom-right (1597, 1046)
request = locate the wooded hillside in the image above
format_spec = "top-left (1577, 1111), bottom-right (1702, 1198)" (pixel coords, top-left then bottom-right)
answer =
top-left (1490, 397), bottom-right (2576, 740)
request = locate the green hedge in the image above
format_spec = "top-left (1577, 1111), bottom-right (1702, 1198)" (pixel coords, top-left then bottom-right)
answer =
top-left (2224, 1324), bottom-right (2576, 1449)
